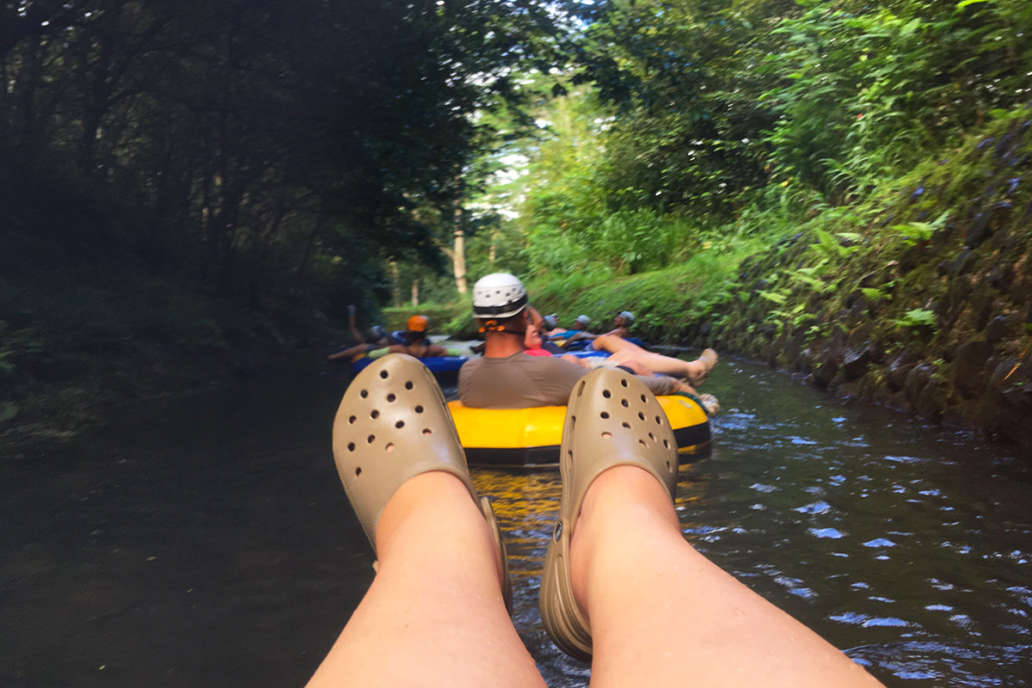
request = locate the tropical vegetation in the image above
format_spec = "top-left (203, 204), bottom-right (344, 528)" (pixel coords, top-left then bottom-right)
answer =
top-left (3, 0), bottom-right (1031, 446)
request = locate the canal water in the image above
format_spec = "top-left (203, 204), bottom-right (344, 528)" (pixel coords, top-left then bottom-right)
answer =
top-left (2, 355), bottom-right (1029, 686)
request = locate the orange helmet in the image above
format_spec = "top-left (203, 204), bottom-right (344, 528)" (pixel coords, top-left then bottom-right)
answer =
top-left (407, 314), bottom-right (429, 333)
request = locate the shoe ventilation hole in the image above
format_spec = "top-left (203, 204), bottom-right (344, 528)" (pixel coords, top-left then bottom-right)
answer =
top-left (405, 381), bottom-right (413, 390)
top-left (348, 415), bottom-right (356, 424)
top-left (640, 394), bottom-right (647, 403)
top-left (638, 411), bottom-right (645, 420)
top-left (360, 389), bottom-right (368, 398)
top-left (601, 431), bottom-right (612, 440)
top-left (602, 389), bottom-right (611, 398)
top-left (422, 428), bottom-right (432, 436)
top-left (600, 411), bottom-right (609, 419)
top-left (663, 439), bottom-right (670, 448)
top-left (648, 432), bottom-right (655, 441)
top-left (367, 434), bottom-right (375, 444)
top-left (622, 422), bottom-right (631, 429)
top-left (385, 442), bottom-right (395, 453)
top-left (577, 380), bottom-right (585, 396)
top-left (387, 393), bottom-right (396, 403)
top-left (370, 410), bottom-right (379, 419)
top-left (665, 460), bottom-right (671, 471)
top-left (620, 379), bottom-right (628, 388)
top-left (638, 439), bottom-right (646, 447)
top-left (655, 415), bottom-right (662, 424)
top-left (395, 420), bottom-right (404, 429)
top-left (621, 399), bottom-right (629, 407)
top-left (567, 449), bottom-right (573, 459)
top-left (379, 370), bottom-right (389, 379)
top-left (347, 442), bottom-right (355, 452)
top-left (355, 466), bottom-right (362, 476)
top-left (415, 405), bottom-right (424, 413)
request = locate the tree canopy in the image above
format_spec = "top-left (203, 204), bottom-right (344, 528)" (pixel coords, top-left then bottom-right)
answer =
top-left (1, 0), bottom-right (572, 312)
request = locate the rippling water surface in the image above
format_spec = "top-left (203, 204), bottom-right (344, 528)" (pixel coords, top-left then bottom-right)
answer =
top-left (482, 358), bottom-right (1032, 687)
top-left (2, 356), bottom-right (1029, 687)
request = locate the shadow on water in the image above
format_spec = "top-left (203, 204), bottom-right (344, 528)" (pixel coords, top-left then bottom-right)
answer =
top-left (2, 356), bottom-right (1030, 686)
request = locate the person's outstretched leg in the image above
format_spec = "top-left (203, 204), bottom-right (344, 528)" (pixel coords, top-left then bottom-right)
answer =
top-left (308, 471), bottom-right (544, 688)
top-left (311, 354), bottom-right (545, 688)
top-left (592, 334), bottom-right (717, 382)
top-left (539, 367), bottom-right (880, 687)
top-left (570, 465), bottom-right (883, 688)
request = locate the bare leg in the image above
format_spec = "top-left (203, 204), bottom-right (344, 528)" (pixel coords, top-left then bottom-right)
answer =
top-left (592, 335), bottom-right (713, 381)
top-left (327, 342), bottom-right (371, 362)
top-left (308, 472), bottom-right (545, 688)
top-left (569, 466), bottom-right (884, 688)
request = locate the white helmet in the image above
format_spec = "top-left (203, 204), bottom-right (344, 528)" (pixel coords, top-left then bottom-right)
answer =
top-left (472, 272), bottom-right (528, 318)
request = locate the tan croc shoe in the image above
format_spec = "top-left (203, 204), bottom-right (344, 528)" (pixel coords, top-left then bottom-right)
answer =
top-left (539, 367), bottom-right (678, 661)
top-left (331, 354), bottom-right (511, 612)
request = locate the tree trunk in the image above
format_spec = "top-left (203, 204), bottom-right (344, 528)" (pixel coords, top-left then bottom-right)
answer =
top-left (295, 214), bottom-right (325, 279)
top-left (411, 279), bottom-right (420, 306)
top-left (390, 260), bottom-right (402, 307)
top-left (453, 204), bottom-right (467, 294)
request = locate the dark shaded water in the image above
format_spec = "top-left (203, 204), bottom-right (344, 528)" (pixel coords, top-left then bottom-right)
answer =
top-left (2, 356), bottom-right (1030, 686)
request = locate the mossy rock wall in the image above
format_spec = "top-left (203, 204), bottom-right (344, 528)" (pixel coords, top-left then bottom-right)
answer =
top-left (708, 117), bottom-right (1032, 449)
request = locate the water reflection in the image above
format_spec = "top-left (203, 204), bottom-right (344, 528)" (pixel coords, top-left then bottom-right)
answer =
top-left (470, 359), bottom-right (1032, 687)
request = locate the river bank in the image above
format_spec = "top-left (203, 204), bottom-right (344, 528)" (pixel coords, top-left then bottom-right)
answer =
top-left (0, 240), bottom-right (343, 455)
top-left (528, 113), bottom-right (1032, 453)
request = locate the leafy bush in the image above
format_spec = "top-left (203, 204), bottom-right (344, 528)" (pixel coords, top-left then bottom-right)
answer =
top-left (894, 308), bottom-right (937, 331)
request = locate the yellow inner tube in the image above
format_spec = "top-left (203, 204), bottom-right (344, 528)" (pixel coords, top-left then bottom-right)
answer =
top-left (449, 395), bottom-right (711, 467)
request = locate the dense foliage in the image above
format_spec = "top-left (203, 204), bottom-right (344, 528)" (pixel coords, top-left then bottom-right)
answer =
top-left (502, 0), bottom-right (1032, 283)
top-left (4, 0), bottom-right (1032, 445)
top-left (0, 0), bottom-right (570, 441)
top-left (0, 0), bottom-right (568, 307)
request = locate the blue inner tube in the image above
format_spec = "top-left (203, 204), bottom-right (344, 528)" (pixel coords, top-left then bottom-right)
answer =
top-left (351, 355), bottom-right (468, 375)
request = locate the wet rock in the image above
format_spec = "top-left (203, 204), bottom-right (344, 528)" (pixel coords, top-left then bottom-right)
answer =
top-left (899, 245), bottom-right (925, 273)
top-left (812, 349), bottom-right (840, 388)
top-left (951, 249), bottom-right (978, 277)
top-left (798, 347), bottom-right (815, 375)
top-left (987, 262), bottom-right (1013, 292)
top-left (965, 210), bottom-right (992, 248)
top-left (989, 358), bottom-right (1032, 400)
top-left (915, 378), bottom-right (948, 420)
top-left (886, 354), bottom-right (915, 392)
top-left (953, 340), bottom-right (993, 399)
top-left (974, 298), bottom-right (994, 332)
top-left (904, 363), bottom-right (935, 406)
top-left (966, 203), bottom-right (1013, 249)
top-left (841, 347), bottom-right (872, 382)
top-left (985, 315), bottom-right (1013, 343)
top-left (933, 222), bottom-right (958, 242)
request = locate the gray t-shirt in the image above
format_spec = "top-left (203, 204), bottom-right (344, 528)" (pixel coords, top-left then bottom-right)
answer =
top-left (458, 353), bottom-right (678, 408)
